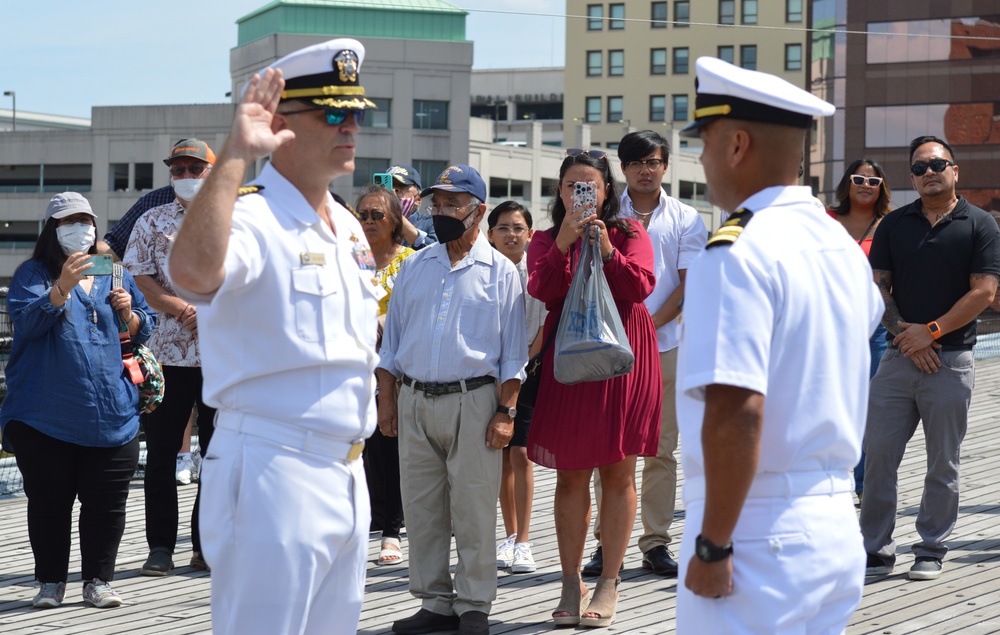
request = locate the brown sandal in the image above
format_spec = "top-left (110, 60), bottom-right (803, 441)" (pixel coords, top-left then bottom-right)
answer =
top-left (579, 576), bottom-right (619, 628)
top-left (552, 573), bottom-right (590, 627)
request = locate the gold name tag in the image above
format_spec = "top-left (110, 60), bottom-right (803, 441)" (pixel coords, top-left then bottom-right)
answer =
top-left (300, 252), bottom-right (326, 265)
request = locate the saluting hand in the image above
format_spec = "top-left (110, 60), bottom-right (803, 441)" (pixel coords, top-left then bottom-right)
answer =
top-left (227, 68), bottom-right (296, 162)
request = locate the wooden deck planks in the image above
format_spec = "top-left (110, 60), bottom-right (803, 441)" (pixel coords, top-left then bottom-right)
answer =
top-left (0, 358), bottom-right (999, 634)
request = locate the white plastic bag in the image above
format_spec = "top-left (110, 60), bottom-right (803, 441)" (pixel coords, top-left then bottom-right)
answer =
top-left (553, 227), bottom-right (634, 384)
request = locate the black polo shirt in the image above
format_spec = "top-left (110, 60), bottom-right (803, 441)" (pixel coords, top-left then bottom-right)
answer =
top-left (869, 196), bottom-right (1000, 348)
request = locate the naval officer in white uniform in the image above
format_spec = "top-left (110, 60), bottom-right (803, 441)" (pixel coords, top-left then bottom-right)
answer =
top-left (674, 57), bottom-right (884, 634)
top-left (169, 39), bottom-right (383, 635)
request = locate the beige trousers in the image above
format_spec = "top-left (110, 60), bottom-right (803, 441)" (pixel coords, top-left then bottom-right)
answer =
top-left (594, 348), bottom-right (678, 552)
top-left (398, 382), bottom-right (502, 617)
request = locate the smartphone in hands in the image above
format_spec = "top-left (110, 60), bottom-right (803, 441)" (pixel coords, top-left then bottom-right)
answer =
top-left (372, 173), bottom-right (393, 190)
top-left (572, 181), bottom-right (598, 219)
top-left (86, 254), bottom-right (114, 276)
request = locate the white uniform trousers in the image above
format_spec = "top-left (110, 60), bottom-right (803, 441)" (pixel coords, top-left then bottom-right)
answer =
top-left (677, 481), bottom-right (864, 635)
top-left (200, 411), bottom-right (369, 635)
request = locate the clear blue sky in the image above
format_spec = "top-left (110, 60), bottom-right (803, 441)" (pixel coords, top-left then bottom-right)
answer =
top-left (1, 1), bottom-right (565, 119)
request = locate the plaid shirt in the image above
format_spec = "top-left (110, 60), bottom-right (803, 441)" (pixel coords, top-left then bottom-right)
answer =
top-left (103, 185), bottom-right (175, 257)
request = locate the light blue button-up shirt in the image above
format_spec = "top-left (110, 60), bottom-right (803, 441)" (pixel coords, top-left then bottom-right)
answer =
top-left (378, 233), bottom-right (527, 384)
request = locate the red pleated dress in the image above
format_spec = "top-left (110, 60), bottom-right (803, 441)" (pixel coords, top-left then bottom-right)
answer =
top-left (526, 219), bottom-right (662, 470)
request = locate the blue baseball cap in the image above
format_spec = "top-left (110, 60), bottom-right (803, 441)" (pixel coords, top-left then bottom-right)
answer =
top-left (387, 164), bottom-right (422, 190)
top-left (419, 164), bottom-right (487, 203)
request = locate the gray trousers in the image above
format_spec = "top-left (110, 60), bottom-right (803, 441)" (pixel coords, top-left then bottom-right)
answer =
top-left (397, 382), bottom-right (501, 617)
top-left (860, 347), bottom-right (974, 563)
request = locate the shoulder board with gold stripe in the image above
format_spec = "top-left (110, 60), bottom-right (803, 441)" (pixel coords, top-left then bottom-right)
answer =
top-left (332, 192), bottom-right (355, 214)
top-left (237, 185), bottom-right (264, 196)
top-left (706, 209), bottom-right (753, 250)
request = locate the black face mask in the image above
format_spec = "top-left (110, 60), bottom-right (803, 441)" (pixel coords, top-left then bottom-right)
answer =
top-left (433, 207), bottom-right (476, 243)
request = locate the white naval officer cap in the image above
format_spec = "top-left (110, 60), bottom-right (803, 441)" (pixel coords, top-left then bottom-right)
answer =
top-left (680, 57), bottom-right (835, 138)
top-left (261, 38), bottom-right (376, 110)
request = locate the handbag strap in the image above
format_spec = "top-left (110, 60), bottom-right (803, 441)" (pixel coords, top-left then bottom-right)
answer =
top-left (112, 262), bottom-right (144, 384)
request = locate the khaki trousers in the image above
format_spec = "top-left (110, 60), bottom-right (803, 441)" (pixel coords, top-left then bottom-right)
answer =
top-left (594, 348), bottom-right (678, 552)
top-left (398, 382), bottom-right (502, 617)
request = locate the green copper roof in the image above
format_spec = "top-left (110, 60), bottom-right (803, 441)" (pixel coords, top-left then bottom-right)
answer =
top-left (237, 0), bottom-right (467, 46)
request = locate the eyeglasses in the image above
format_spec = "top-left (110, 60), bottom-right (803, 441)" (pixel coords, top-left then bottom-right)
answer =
top-left (624, 159), bottom-right (665, 171)
top-left (492, 225), bottom-right (528, 236)
top-left (429, 202), bottom-right (476, 217)
top-left (850, 174), bottom-right (883, 187)
top-left (910, 159), bottom-right (955, 176)
top-left (355, 211), bottom-right (386, 222)
top-left (282, 106), bottom-right (366, 126)
top-left (168, 164), bottom-right (211, 177)
top-left (566, 148), bottom-right (608, 160)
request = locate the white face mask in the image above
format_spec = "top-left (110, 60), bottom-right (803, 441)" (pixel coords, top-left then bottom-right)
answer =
top-left (56, 223), bottom-right (96, 256)
top-left (172, 178), bottom-right (205, 201)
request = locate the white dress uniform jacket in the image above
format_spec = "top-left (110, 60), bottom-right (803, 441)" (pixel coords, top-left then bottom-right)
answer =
top-left (172, 161), bottom-right (381, 440)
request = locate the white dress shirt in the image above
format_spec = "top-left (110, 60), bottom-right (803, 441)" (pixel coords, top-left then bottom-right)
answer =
top-left (621, 189), bottom-right (707, 352)
top-left (677, 186), bottom-right (884, 495)
top-left (378, 232), bottom-right (528, 384)
top-left (170, 162), bottom-right (382, 441)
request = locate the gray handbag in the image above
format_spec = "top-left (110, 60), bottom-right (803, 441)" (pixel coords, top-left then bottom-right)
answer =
top-left (553, 227), bottom-right (634, 384)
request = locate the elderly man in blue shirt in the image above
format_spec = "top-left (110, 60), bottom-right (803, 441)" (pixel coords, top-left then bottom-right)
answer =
top-left (377, 165), bottom-right (527, 635)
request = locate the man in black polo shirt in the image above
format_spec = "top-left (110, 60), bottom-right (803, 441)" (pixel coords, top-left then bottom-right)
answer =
top-left (861, 135), bottom-right (1000, 581)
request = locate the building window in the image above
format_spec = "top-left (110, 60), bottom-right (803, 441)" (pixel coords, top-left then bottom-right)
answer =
top-left (742, 0), bottom-right (758, 24)
top-left (413, 100), bottom-right (449, 130)
top-left (651, 48), bottom-right (667, 74)
top-left (587, 51), bottom-right (603, 76)
top-left (865, 104), bottom-right (949, 148)
top-left (362, 98), bottom-right (391, 128)
top-left (740, 45), bottom-right (757, 70)
top-left (718, 45), bottom-right (735, 64)
top-left (135, 163), bottom-right (153, 191)
top-left (588, 4), bottom-right (603, 30)
top-left (353, 158), bottom-right (392, 188)
top-left (609, 3), bottom-right (625, 29)
top-left (675, 1), bottom-right (690, 26)
top-left (586, 97), bottom-right (602, 123)
top-left (719, 0), bottom-right (735, 25)
top-left (607, 96), bottom-right (624, 122)
top-left (414, 160), bottom-right (448, 185)
top-left (609, 50), bottom-right (625, 76)
top-left (649, 95), bottom-right (666, 122)
top-left (109, 163), bottom-right (129, 191)
top-left (673, 48), bottom-right (690, 74)
top-left (672, 94), bottom-right (689, 121)
top-left (786, 0), bottom-right (802, 22)
top-left (651, 2), bottom-right (667, 28)
top-left (785, 43), bottom-right (803, 71)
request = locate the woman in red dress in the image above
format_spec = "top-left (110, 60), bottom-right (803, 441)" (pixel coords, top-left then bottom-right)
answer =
top-left (526, 149), bottom-right (661, 628)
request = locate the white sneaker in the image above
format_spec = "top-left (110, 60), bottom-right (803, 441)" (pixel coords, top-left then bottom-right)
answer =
top-left (511, 542), bottom-right (536, 573)
top-left (496, 534), bottom-right (516, 569)
top-left (175, 455), bottom-right (194, 486)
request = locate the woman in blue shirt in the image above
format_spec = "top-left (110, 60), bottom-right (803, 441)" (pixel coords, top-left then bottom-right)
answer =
top-left (0, 192), bottom-right (155, 610)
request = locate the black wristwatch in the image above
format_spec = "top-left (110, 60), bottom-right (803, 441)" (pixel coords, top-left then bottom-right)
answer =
top-left (497, 405), bottom-right (517, 419)
top-left (695, 534), bottom-right (733, 563)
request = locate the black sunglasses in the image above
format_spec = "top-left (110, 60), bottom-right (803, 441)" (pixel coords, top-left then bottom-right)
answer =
top-left (850, 175), bottom-right (883, 187)
top-left (356, 211), bottom-right (385, 222)
top-left (168, 164), bottom-right (211, 177)
top-left (283, 106), bottom-right (366, 126)
top-left (910, 158), bottom-right (955, 176)
top-left (566, 148), bottom-right (608, 160)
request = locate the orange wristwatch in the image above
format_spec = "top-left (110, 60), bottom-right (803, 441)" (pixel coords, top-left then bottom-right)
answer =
top-left (926, 321), bottom-right (943, 340)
